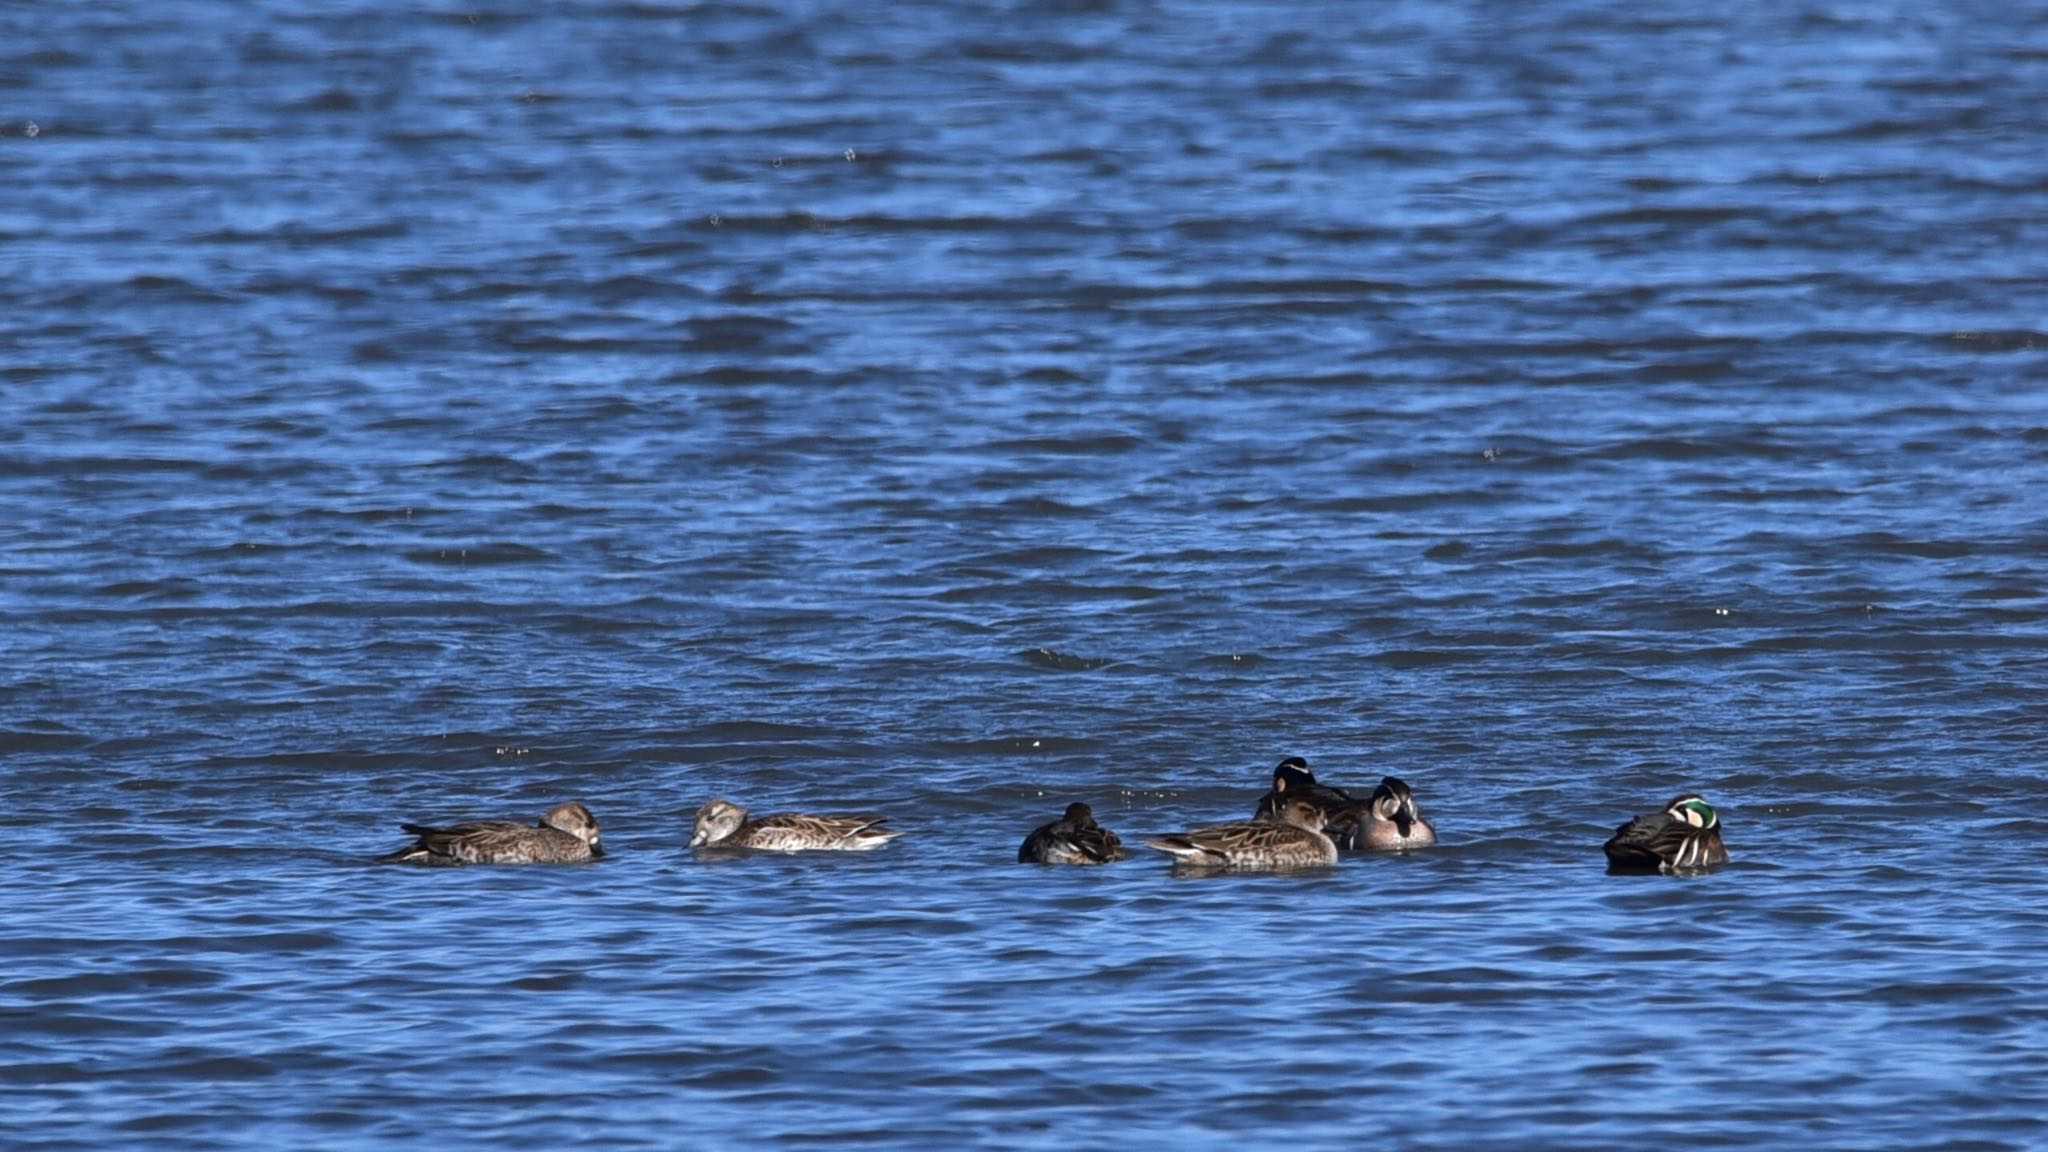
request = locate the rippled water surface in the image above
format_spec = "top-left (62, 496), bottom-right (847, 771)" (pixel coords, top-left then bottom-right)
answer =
top-left (6, 1), bottom-right (2048, 1148)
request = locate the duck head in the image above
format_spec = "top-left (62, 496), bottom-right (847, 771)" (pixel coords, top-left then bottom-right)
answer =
top-left (1665, 794), bottom-right (1718, 830)
top-left (541, 801), bottom-right (603, 857)
top-left (690, 799), bottom-right (749, 847)
top-left (1271, 756), bottom-right (1316, 793)
top-left (1370, 777), bottom-right (1424, 838)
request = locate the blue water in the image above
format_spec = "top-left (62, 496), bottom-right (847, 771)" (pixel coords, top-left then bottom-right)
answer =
top-left (6, 1), bottom-right (2048, 1148)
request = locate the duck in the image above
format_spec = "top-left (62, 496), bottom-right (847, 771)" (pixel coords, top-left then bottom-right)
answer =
top-left (1253, 759), bottom-right (1436, 851)
top-left (1251, 755), bottom-right (1354, 823)
top-left (1018, 802), bottom-right (1126, 865)
top-left (1145, 795), bottom-right (1339, 870)
top-left (1326, 776), bottom-right (1438, 851)
top-left (689, 798), bottom-right (901, 852)
top-left (378, 801), bottom-right (603, 866)
top-left (1603, 793), bottom-right (1729, 874)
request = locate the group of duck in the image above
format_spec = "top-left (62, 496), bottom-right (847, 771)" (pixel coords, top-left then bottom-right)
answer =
top-left (378, 756), bottom-right (1731, 876)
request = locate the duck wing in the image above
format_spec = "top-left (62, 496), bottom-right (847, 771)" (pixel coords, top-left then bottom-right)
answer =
top-left (743, 813), bottom-right (901, 851)
top-left (379, 819), bottom-right (522, 865)
top-left (1065, 821), bottom-right (1126, 863)
top-left (1147, 819), bottom-right (1335, 868)
top-left (1022, 818), bottom-right (1126, 864)
top-left (1253, 780), bottom-right (1352, 822)
top-left (1602, 812), bottom-right (1691, 871)
top-left (1320, 800), bottom-right (1370, 849)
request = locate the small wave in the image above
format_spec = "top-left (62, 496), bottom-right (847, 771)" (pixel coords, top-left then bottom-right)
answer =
top-left (403, 543), bottom-right (557, 566)
top-left (1021, 647), bottom-right (1116, 671)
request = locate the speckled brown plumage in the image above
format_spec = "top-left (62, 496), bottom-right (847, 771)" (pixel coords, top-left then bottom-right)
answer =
top-left (1146, 796), bottom-right (1338, 870)
top-left (689, 799), bottom-right (901, 852)
top-left (379, 801), bottom-right (603, 866)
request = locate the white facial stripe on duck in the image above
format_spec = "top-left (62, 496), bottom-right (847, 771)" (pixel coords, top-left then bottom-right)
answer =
top-left (1271, 757), bottom-right (1315, 793)
top-left (1663, 794), bottom-right (1716, 829)
top-left (1367, 777), bottom-right (1431, 842)
top-left (1605, 792), bottom-right (1727, 873)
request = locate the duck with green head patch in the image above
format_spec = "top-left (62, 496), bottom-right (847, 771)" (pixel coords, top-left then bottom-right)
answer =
top-left (1603, 793), bottom-right (1728, 874)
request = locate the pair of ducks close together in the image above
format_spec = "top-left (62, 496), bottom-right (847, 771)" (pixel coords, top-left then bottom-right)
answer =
top-left (1021, 756), bottom-right (1435, 868)
top-left (378, 757), bottom-right (1729, 875)
top-left (375, 798), bottom-right (896, 865)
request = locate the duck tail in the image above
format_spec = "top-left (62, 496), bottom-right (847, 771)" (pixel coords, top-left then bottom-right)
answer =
top-left (850, 818), bottom-right (903, 849)
top-left (1142, 837), bottom-right (1209, 863)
